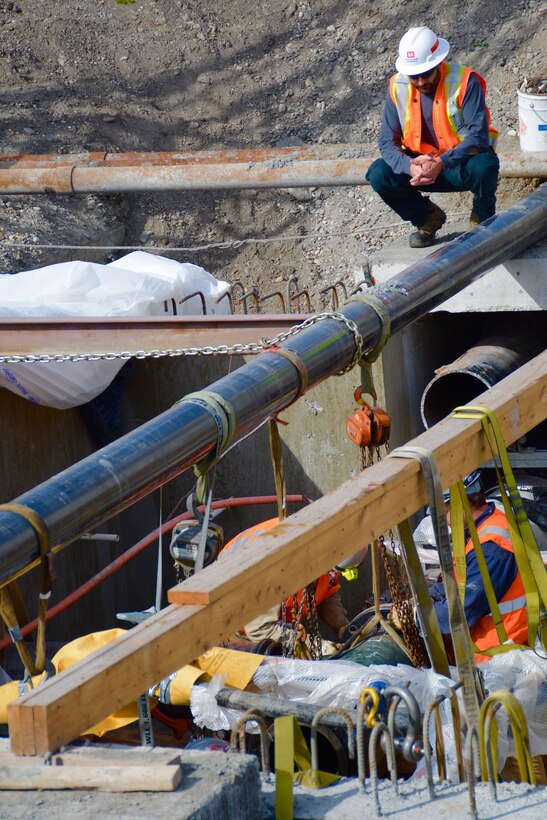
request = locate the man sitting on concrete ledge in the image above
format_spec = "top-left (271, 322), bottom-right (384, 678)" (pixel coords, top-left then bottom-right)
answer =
top-left (366, 26), bottom-right (500, 248)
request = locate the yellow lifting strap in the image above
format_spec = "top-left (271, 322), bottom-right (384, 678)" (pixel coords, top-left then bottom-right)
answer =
top-left (450, 485), bottom-right (511, 652)
top-left (268, 417), bottom-right (287, 522)
top-left (177, 389), bottom-right (236, 503)
top-left (0, 503), bottom-right (53, 677)
top-left (388, 444), bottom-right (484, 730)
top-left (451, 405), bottom-right (547, 653)
top-left (348, 292), bottom-right (391, 401)
top-left (479, 690), bottom-right (536, 785)
top-left (274, 715), bottom-right (339, 819)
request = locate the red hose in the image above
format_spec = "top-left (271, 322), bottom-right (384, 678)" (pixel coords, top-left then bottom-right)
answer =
top-left (0, 494), bottom-right (311, 651)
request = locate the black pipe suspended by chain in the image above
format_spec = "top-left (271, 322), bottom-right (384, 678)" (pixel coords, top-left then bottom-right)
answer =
top-left (0, 185), bottom-right (545, 586)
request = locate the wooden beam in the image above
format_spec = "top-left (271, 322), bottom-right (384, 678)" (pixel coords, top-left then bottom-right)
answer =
top-left (7, 351), bottom-right (547, 755)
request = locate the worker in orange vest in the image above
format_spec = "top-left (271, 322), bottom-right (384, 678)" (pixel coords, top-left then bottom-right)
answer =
top-left (428, 471), bottom-right (529, 663)
top-left (220, 517), bottom-right (368, 653)
top-left (366, 26), bottom-right (499, 247)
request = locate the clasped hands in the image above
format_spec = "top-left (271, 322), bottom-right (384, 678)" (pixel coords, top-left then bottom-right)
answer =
top-left (409, 154), bottom-right (443, 186)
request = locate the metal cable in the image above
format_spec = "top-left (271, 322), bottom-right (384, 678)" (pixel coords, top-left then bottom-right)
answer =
top-left (0, 214), bottom-right (468, 254)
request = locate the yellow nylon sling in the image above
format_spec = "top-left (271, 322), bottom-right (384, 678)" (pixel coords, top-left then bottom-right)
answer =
top-left (449, 484), bottom-right (512, 652)
top-left (451, 406), bottom-right (547, 653)
top-left (479, 690), bottom-right (536, 785)
top-left (274, 716), bottom-right (339, 819)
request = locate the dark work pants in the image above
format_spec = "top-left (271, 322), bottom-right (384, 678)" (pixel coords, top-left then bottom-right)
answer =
top-left (366, 149), bottom-right (500, 227)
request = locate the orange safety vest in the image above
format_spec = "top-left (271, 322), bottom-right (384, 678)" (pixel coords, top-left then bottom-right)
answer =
top-left (222, 517), bottom-right (340, 621)
top-left (463, 507), bottom-right (529, 663)
top-left (389, 61), bottom-right (499, 157)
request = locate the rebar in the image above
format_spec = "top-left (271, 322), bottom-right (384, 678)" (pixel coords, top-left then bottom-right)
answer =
top-left (310, 706), bottom-right (355, 775)
top-left (229, 708), bottom-right (270, 774)
top-left (369, 721), bottom-right (398, 816)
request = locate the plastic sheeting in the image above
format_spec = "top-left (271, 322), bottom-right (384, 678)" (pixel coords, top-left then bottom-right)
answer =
top-left (191, 648), bottom-right (547, 778)
top-left (0, 251), bottom-right (230, 409)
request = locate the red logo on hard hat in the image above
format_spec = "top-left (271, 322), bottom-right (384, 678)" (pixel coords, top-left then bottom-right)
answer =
top-left (407, 51), bottom-right (415, 58)
top-left (431, 39), bottom-right (439, 53)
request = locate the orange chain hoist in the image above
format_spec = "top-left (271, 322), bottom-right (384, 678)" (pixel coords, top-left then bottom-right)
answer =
top-left (345, 387), bottom-right (391, 448)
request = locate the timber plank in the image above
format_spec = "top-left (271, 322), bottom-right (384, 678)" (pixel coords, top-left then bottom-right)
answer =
top-left (0, 762), bottom-right (182, 791)
top-left (7, 351), bottom-right (547, 755)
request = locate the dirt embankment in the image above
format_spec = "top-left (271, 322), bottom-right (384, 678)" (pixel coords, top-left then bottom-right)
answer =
top-left (0, 0), bottom-right (545, 299)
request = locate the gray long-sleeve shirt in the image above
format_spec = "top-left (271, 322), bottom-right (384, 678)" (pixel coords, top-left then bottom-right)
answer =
top-left (379, 72), bottom-right (491, 175)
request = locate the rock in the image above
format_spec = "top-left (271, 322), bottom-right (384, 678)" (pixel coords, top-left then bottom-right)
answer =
top-left (286, 188), bottom-right (314, 202)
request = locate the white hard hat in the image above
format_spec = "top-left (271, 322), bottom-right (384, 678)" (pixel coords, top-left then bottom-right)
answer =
top-left (395, 26), bottom-right (450, 75)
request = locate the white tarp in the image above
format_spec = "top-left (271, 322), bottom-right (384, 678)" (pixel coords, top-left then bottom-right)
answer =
top-left (0, 252), bottom-right (231, 409)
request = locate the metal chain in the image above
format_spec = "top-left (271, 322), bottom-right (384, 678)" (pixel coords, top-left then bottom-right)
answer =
top-left (378, 532), bottom-right (427, 668)
top-left (304, 582), bottom-right (323, 660)
top-left (0, 311), bottom-right (365, 370)
top-left (359, 439), bottom-right (426, 668)
top-left (281, 593), bottom-right (306, 658)
top-left (281, 580), bottom-right (323, 659)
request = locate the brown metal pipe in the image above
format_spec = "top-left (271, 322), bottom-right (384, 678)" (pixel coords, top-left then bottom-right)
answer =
top-left (0, 315), bottom-right (311, 358)
top-left (0, 142), bottom-right (542, 194)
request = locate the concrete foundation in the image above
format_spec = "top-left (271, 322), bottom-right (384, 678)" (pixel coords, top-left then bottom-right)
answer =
top-left (260, 775), bottom-right (547, 819)
top-left (0, 746), bottom-right (263, 820)
top-left (370, 222), bottom-right (547, 313)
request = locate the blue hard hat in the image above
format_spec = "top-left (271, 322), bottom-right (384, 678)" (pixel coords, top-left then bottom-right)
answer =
top-left (443, 470), bottom-right (482, 503)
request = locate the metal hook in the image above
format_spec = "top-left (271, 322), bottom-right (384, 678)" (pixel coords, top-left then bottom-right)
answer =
top-left (310, 706), bottom-right (355, 777)
top-left (319, 284), bottom-right (339, 311)
top-left (178, 291), bottom-right (207, 315)
top-left (214, 287), bottom-right (234, 314)
top-left (332, 279), bottom-right (347, 304)
top-left (423, 682), bottom-right (464, 794)
top-left (286, 274), bottom-right (299, 314)
top-left (230, 708), bottom-right (270, 774)
top-left (369, 721), bottom-right (398, 815)
top-left (258, 290), bottom-right (287, 313)
top-left (356, 689), bottom-right (382, 792)
top-left (231, 280), bottom-right (246, 314)
top-left (384, 684), bottom-right (422, 762)
top-left (289, 287), bottom-right (312, 314)
top-left (237, 288), bottom-right (260, 314)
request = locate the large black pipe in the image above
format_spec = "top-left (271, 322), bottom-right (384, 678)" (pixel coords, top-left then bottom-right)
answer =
top-left (0, 185), bottom-right (545, 585)
top-left (420, 335), bottom-right (542, 428)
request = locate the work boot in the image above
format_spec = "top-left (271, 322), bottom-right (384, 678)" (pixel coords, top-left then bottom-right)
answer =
top-left (409, 201), bottom-right (447, 248)
top-left (469, 211), bottom-right (482, 228)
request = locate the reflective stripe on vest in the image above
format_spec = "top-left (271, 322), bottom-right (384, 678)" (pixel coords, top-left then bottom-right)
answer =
top-left (493, 594), bottom-right (526, 616)
top-left (389, 61), bottom-right (498, 155)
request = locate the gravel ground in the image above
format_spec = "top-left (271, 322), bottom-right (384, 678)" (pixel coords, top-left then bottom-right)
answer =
top-left (0, 0), bottom-right (545, 299)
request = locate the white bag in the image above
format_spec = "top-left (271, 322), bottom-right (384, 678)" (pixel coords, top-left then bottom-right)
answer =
top-left (0, 252), bottom-right (231, 409)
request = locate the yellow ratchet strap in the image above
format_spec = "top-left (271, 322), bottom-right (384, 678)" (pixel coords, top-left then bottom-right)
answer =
top-left (479, 690), bottom-right (536, 785)
top-left (274, 716), bottom-right (339, 818)
top-left (452, 406), bottom-right (547, 652)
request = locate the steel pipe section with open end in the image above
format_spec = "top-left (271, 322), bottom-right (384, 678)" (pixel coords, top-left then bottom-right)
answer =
top-left (0, 185), bottom-right (545, 585)
top-left (420, 335), bottom-right (543, 428)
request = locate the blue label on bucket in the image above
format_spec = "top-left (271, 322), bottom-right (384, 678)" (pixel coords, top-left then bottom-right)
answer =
top-left (538, 124), bottom-right (547, 131)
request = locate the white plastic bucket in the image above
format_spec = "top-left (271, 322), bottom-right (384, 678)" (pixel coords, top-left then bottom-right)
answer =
top-left (518, 88), bottom-right (547, 152)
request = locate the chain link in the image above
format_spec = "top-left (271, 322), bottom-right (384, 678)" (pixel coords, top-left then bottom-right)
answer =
top-left (304, 582), bottom-right (323, 661)
top-left (0, 310), bottom-right (365, 369)
top-left (281, 580), bottom-right (323, 660)
top-left (378, 532), bottom-right (427, 669)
